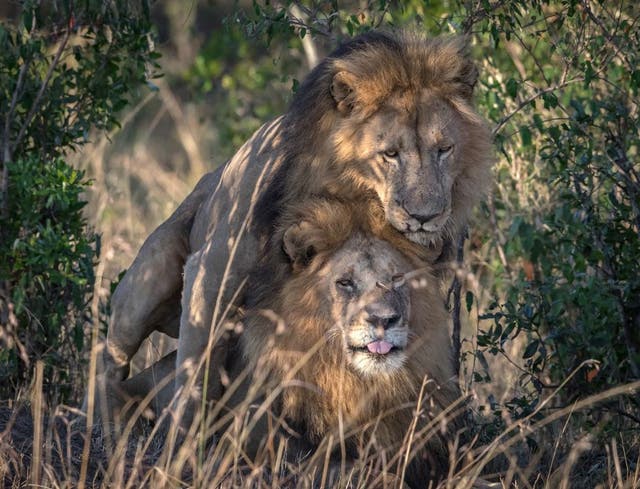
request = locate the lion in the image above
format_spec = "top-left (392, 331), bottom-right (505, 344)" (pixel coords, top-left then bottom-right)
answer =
top-left (222, 198), bottom-right (463, 487)
top-left (88, 30), bottom-right (492, 427)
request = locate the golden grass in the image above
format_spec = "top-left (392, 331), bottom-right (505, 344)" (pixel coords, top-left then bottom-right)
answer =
top-left (1, 355), bottom-right (639, 488)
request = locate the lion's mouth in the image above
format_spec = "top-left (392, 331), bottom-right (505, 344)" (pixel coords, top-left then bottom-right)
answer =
top-left (403, 229), bottom-right (439, 246)
top-left (349, 340), bottom-right (403, 356)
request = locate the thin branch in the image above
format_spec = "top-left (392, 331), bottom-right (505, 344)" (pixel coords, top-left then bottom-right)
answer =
top-left (451, 229), bottom-right (467, 378)
top-left (287, 1), bottom-right (332, 39)
top-left (3, 61), bottom-right (30, 163)
top-left (289, 3), bottom-right (319, 69)
top-left (581, 0), bottom-right (634, 72)
top-left (371, 0), bottom-right (391, 29)
top-left (492, 77), bottom-right (584, 136)
top-left (508, 30), bottom-right (550, 86)
top-left (487, 193), bottom-right (511, 277)
top-left (461, 0), bottom-right (509, 34)
top-left (1, 61), bottom-right (31, 221)
top-left (11, 27), bottom-right (71, 157)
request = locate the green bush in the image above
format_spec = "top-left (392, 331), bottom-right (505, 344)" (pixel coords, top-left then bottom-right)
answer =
top-left (0, 157), bottom-right (97, 401)
top-left (471, 0), bottom-right (640, 431)
top-left (0, 1), bottom-right (158, 403)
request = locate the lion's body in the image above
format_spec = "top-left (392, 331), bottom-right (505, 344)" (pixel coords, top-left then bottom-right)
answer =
top-left (123, 199), bottom-right (463, 486)
top-left (88, 31), bottom-right (492, 428)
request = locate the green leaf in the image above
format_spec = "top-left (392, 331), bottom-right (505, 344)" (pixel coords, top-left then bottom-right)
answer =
top-left (520, 126), bottom-right (532, 146)
top-left (542, 92), bottom-right (558, 109)
top-left (523, 339), bottom-right (539, 359)
top-left (583, 61), bottom-right (595, 87)
top-left (476, 350), bottom-right (490, 371)
top-left (506, 78), bottom-right (518, 99)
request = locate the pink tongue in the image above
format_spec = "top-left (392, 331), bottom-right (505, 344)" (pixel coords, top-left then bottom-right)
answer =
top-left (367, 340), bottom-right (393, 355)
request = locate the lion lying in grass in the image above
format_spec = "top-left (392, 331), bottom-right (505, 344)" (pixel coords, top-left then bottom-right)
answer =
top-left (88, 30), bottom-right (492, 431)
top-left (238, 199), bottom-right (462, 486)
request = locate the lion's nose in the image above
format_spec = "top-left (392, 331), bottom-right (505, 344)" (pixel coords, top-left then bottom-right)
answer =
top-left (366, 313), bottom-right (402, 330)
top-left (410, 211), bottom-right (441, 225)
top-left (398, 199), bottom-right (444, 225)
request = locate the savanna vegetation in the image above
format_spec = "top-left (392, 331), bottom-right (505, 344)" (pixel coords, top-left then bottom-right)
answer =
top-left (0, 1), bottom-right (639, 487)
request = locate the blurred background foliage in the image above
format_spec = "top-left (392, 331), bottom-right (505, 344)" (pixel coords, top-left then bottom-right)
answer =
top-left (0, 0), bottom-right (639, 479)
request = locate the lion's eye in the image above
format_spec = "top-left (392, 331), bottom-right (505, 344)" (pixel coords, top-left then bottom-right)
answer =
top-left (336, 278), bottom-right (355, 292)
top-left (382, 148), bottom-right (398, 159)
top-left (437, 144), bottom-right (453, 159)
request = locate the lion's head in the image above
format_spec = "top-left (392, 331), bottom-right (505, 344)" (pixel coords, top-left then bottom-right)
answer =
top-left (243, 199), bottom-right (459, 463)
top-left (269, 31), bottom-right (492, 250)
top-left (282, 220), bottom-right (414, 377)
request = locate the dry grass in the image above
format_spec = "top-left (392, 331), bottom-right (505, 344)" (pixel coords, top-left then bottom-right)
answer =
top-left (1, 354), bottom-right (639, 488)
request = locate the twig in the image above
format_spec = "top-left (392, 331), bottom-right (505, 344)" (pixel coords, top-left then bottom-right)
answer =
top-left (11, 27), bottom-right (71, 157)
top-left (492, 78), bottom-right (584, 136)
top-left (30, 362), bottom-right (44, 487)
top-left (289, 3), bottom-right (319, 69)
top-left (581, 0), bottom-right (634, 72)
top-left (156, 79), bottom-right (207, 177)
top-left (371, 0), bottom-right (391, 29)
top-left (3, 61), bottom-right (30, 161)
top-left (461, 0), bottom-right (509, 34)
top-left (486, 193), bottom-right (511, 277)
top-left (1, 61), bottom-right (31, 221)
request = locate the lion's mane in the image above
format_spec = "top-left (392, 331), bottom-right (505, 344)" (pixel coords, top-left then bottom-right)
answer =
top-left (241, 199), bottom-right (463, 484)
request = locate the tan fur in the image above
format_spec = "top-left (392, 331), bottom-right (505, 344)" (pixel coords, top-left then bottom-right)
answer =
top-left (232, 199), bottom-right (462, 486)
top-left (86, 31), bottom-right (491, 429)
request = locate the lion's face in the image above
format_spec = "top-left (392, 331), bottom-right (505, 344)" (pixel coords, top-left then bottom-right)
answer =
top-left (332, 91), bottom-right (468, 246)
top-left (323, 234), bottom-right (413, 376)
top-left (282, 222), bottom-right (415, 377)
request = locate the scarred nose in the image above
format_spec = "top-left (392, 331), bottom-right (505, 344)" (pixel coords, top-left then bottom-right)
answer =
top-left (397, 199), bottom-right (445, 225)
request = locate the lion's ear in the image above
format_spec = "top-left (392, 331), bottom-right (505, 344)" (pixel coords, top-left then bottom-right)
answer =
top-left (330, 71), bottom-right (358, 114)
top-left (456, 61), bottom-right (478, 98)
top-left (452, 38), bottom-right (479, 98)
top-left (283, 223), bottom-right (317, 271)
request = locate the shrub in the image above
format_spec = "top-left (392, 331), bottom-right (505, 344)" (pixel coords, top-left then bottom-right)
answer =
top-left (0, 1), bottom-right (158, 403)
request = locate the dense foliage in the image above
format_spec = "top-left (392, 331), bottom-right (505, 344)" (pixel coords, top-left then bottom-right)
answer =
top-left (0, 1), bottom-right (158, 403)
top-left (467, 0), bottom-right (640, 430)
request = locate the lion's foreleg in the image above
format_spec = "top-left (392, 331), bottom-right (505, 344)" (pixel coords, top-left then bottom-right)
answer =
top-left (173, 229), bottom-right (256, 433)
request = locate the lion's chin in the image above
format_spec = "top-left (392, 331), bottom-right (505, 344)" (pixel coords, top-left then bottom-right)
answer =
top-left (404, 230), bottom-right (431, 245)
top-left (348, 348), bottom-right (407, 377)
top-left (403, 229), bottom-right (442, 246)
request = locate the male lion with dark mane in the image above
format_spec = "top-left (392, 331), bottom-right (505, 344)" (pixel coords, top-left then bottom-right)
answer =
top-left (87, 30), bottom-right (492, 427)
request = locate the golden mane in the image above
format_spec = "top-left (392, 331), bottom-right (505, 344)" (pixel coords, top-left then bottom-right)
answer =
top-left (241, 198), bottom-right (462, 485)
